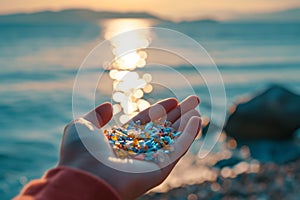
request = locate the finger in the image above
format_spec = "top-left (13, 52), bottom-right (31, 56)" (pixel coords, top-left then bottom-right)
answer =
top-left (169, 116), bottom-right (201, 160)
top-left (83, 102), bottom-right (113, 128)
top-left (172, 109), bottom-right (200, 131)
top-left (129, 98), bottom-right (178, 125)
top-left (166, 95), bottom-right (200, 123)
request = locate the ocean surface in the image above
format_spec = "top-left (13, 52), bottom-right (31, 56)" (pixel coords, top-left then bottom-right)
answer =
top-left (1, 20), bottom-right (300, 199)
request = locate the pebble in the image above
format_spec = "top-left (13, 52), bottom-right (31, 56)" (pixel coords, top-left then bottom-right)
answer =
top-left (138, 158), bottom-right (300, 199)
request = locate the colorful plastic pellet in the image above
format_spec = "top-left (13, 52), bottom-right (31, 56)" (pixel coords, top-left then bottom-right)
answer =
top-left (103, 120), bottom-right (181, 163)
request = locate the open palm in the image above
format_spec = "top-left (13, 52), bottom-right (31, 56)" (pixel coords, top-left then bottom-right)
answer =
top-left (59, 96), bottom-right (201, 200)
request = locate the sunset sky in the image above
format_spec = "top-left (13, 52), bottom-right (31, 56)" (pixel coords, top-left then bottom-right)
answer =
top-left (1, 0), bottom-right (300, 20)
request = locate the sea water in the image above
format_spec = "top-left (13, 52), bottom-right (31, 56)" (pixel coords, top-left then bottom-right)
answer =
top-left (0, 21), bottom-right (300, 199)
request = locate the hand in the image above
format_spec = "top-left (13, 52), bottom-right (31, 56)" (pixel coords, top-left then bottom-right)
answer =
top-left (58, 96), bottom-right (201, 200)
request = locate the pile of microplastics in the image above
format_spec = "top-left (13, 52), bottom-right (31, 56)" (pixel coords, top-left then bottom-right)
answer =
top-left (104, 120), bottom-right (181, 163)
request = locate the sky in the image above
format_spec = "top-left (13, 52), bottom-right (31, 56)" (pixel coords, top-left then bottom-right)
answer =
top-left (0, 0), bottom-right (300, 20)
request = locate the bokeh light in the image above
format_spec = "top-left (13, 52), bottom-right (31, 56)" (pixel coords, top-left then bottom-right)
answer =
top-left (102, 19), bottom-right (155, 123)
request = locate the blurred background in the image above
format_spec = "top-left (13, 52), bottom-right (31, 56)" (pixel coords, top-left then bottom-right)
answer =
top-left (0, 0), bottom-right (300, 199)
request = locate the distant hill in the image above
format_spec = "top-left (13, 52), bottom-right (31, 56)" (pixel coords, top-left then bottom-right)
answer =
top-left (233, 8), bottom-right (300, 22)
top-left (0, 9), bottom-right (163, 24)
top-left (1, 7), bottom-right (299, 25)
top-left (177, 19), bottom-right (218, 24)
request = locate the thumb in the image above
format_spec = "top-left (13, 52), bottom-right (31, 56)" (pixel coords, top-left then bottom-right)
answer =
top-left (83, 102), bottom-right (113, 128)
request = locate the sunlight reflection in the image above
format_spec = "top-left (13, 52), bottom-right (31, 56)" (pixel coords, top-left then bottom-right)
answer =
top-left (102, 18), bottom-right (155, 123)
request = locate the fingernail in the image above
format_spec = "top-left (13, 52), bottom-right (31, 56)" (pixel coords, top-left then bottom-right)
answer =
top-left (196, 96), bottom-right (200, 104)
top-left (196, 117), bottom-right (202, 133)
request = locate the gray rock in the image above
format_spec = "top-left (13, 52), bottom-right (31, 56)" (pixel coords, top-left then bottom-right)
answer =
top-left (225, 85), bottom-right (300, 140)
top-left (243, 140), bottom-right (300, 164)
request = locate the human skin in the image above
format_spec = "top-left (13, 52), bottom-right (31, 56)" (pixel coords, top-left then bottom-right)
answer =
top-left (59, 96), bottom-right (201, 200)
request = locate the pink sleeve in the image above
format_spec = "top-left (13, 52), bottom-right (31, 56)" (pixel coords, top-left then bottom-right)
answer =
top-left (14, 166), bottom-right (121, 200)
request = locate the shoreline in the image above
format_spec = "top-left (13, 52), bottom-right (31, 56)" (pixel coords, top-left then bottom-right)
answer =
top-left (139, 158), bottom-right (300, 200)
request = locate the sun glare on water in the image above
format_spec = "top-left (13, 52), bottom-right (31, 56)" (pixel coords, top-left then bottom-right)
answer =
top-left (102, 19), bottom-right (155, 124)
